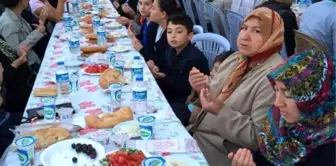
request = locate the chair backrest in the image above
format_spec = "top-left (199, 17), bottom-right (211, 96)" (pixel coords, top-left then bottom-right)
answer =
top-left (195, 0), bottom-right (209, 32)
top-left (191, 33), bottom-right (231, 68)
top-left (182, 0), bottom-right (196, 24)
top-left (294, 30), bottom-right (328, 53)
top-left (207, 3), bottom-right (230, 38)
top-left (193, 25), bottom-right (204, 34)
top-left (225, 10), bottom-right (244, 51)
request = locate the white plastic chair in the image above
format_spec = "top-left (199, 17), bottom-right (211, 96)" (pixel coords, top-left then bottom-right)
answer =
top-left (195, 0), bottom-right (209, 32)
top-left (181, 0), bottom-right (196, 24)
top-left (193, 25), bottom-right (204, 34)
top-left (207, 3), bottom-right (230, 38)
top-left (225, 10), bottom-right (244, 51)
top-left (191, 33), bottom-right (231, 68)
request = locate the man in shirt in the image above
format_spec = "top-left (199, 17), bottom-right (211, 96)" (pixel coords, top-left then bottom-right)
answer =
top-left (231, 0), bottom-right (265, 17)
top-left (299, 0), bottom-right (335, 56)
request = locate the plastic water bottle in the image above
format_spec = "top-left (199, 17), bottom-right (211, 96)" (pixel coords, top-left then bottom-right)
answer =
top-left (56, 61), bottom-right (70, 96)
top-left (63, 13), bottom-right (73, 32)
top-left (97, 23), bottom-right (107, 45)
top-left (131, 56), bottom-right (143, 82)
top-left (132, 77), bottom-right (147, 114)
top-left (69, 32), bottom-right (80, 54)
top-left (71, 0), bottom-right (80, 16)
top-left (92, 15), bottom-right (100, 34)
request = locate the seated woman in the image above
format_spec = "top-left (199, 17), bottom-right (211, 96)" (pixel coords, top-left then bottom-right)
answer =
top-left (187, 8), bottom-right (284, 166)
top-left (229, 49), bottom-right (336, 166)
top-left (0, 36), bottom-right (36, 116)
top-left (132, 0), bottom-right (182, 69)
top-left (0, 0), bottom-right (45, 73)
top-left (29, 0), bottom-right (66, 23)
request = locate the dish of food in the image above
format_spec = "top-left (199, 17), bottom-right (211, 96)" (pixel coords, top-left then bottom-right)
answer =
top-left (40, 138), bottom-right (105, 166)
top-left (164, 155), bottom-right (200, 166)
top-left (99, 68), bottom-right (124, 89)
top-left (109, 45), bottom-right (130, 53)
top-left (112, 120), bottom-right (140, 138)
top-left (110, 31), bottom-right (128, 38)
top-left (82, 64), bottom-right (109, 75)
top-left (20, 127), bottom-right (71, 149)
top-left (84, 107), bottom-right (133, 129)
top-left (106, 22), bottom-right (122, 29)
top-left (98, 148), bottom-right (150, 166)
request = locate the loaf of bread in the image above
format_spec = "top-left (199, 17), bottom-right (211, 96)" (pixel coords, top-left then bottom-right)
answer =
top-left (99, 68), bottom-right (124, 89)
top-left (80, 45), bottom-right (108, 53)
top-left (86, 33), bottom-right (116, 43)
top-left (85, 107), bottom-right (133, 129)
top-left (33, 86), bottom-right (57, 97)
top-left (21, 127), bottom-right (71, 149)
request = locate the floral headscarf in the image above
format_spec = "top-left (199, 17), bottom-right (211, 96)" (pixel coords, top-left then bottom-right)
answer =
top-left (258, 50), bottom-right (336, 165)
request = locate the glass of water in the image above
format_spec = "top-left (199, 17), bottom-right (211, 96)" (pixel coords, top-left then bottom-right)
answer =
top-left (69, 70), bottom-right (80, 94)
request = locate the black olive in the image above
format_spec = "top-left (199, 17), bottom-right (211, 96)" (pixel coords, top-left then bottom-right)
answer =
top-left (71, 143), bottom-right (76, 149)
top-left (72, 157), bottom-right (78, 163)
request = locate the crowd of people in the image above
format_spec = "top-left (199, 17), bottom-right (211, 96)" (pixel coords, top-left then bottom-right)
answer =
top-left (0, 0), bottom-right (335, 165)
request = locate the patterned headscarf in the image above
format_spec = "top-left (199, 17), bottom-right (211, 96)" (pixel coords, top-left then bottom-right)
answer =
top-left (258, 50), bottom-right (336, 165)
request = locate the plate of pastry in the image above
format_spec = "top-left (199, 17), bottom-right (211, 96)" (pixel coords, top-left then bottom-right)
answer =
top-left (40, 138), bottom-right (105, 166)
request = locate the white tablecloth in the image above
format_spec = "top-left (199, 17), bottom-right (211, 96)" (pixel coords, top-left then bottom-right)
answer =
top-left (1, 1), bottom-right (209, 166)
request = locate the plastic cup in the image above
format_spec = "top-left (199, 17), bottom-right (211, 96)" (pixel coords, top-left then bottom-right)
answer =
top-left (41, 97), bottom-right (56, 122)
top-left (109, 83), bottom-right (122, 110)
top-left (113, 61), bottom-right (125, 76)
top-left (142, 157), bottom-right (166, 166)
top-left (14, 136), bottom-right (37, 166)
top-left (57, 108), bottom-right (73, 123)
top-left (90, 130), bottom-right (110, 145)
top-left (137, 116), bottom-right (156, 140)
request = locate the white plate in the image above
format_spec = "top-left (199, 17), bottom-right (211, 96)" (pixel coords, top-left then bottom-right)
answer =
top-left (65, 59), bottom-right (84, 67)
top-left (110, 31), bottom-right (128, 38)
top-left (81, 67), bottom-right (103, 76)
top-left (40, 138), bottom-right (105, 166)
top-left (95, 149), bottom-right (151, 165)
top-left (112, 120), bottom-right (140, 138)
top-left (106, 22), bottom-right (122, 29)
top-left (164, 155), bottom-right (200, 166)
top-left (109, 45), bottom-right (130, 53)
top-left (59, 33), bottom-right (71, 41)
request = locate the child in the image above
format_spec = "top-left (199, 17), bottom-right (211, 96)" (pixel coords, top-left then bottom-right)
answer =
top-left (187, 50), bottom-right (235, 124)
top-left (132, 0), bottom-right (182, 69)
top-left (148, 14), bottom-right (210, 126)
top-left (127, 0), bottom-right (158, 47)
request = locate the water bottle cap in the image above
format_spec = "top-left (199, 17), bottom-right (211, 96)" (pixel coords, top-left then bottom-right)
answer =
top-left (133, 56), bottom-right (140, 60)
top-left (57, 61), bottom-right (65, 65)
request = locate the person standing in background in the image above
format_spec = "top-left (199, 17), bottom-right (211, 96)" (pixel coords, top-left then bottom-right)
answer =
top-left (231, 0), bottom-right (265, 17)
top-left (299, 0), bottom-right (335, 56)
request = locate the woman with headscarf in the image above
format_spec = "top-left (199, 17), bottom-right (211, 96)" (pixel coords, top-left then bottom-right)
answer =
top-left (228, 50), bottom-right (336, 166)
top-left (0, 35), bottom-right (36, 118)
top-left (187, 8), bottom-right (284, 166)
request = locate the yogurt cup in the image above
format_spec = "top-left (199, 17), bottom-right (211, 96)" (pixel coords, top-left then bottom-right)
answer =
top-left (142, 157), bottom-right (166, 166)
top-left (137, 116), bottom-right (156, 140)
top-left (113, 61), bottom-right (125, 75)
top-left (57, 108), bottom-right (73, 123)
top-left (14, 136), bottom-right (37, 166)
top-left (90, 130), bottom-right (110, 145)
top-left (41, 97), bottom-right (56, 122)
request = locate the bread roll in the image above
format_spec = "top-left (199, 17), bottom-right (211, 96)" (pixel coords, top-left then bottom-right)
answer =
top-left (80, 45), bottom-right (108, 53)
top-left (34, 87), bottom-right (57, 97)
top-left (99, 68), bottom-right (124, 89)
top-left (85, 107), bottom-right (133, 129)
top-left (85, 34), bottom-right (116, 43)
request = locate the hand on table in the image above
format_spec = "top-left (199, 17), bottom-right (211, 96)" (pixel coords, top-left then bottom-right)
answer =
top-left (228, 149), bottom-right (256, 166)
top-left (199, 87), bottom-right (223, 115)
top-left (117, 16), bottom-right (131, 25)
top-left (152, 67), bottom-right (165, 79)
top-left (132, 36), bottom-right (143, 51)
top-left (189, 67), bottom-right (208, 93)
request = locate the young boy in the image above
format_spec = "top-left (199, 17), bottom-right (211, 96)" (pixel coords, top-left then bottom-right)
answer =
top-left (148, 14), bottom-right (209, 125)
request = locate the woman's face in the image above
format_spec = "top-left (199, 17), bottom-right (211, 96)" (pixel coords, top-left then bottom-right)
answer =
top-left (274, 80), bottom-right (300, 123)
top-left (138, 0), bottom-right (153, 17)
top-left (149, 0), bottom-right (164, 23)
top-left (237, 17), bottom-right (264, 57)
top-left (210, 62), bottom-right (221, 79)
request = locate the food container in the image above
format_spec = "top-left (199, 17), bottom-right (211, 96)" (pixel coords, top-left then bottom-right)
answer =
top-left (137, 116), bottom-right (156, 140)
top-left (110, 133), bottom-right (131, 147)
top-left (109, 83), bottom-right (122, 110)
top-left (14, 136), bottom-right (37, 166)
top-left (41, 97), bottom-right (56, 122)
top-left (142, 157), bottom-right (166, 166)
top-left (90, 130), bottom-right (110, 145)
top-left (57, 108), bottom-right (73, 123)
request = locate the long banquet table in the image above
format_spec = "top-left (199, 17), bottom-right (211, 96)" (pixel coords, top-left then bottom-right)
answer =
top-left (1, 1), bottom-right (209, 166)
